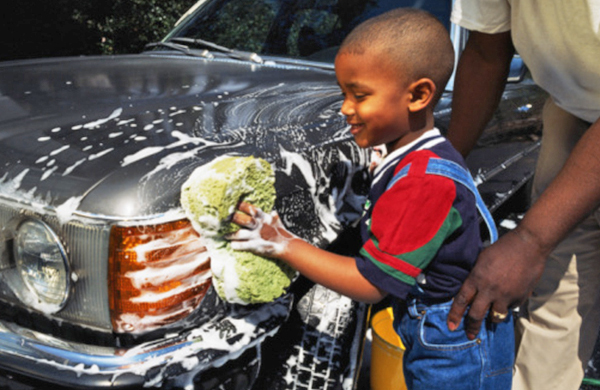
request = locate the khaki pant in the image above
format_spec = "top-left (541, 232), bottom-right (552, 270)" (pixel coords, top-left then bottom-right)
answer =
top-left (513, 97), bottom-right (599, 390)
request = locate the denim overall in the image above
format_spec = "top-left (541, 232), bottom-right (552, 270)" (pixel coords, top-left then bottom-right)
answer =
top-left (389, 158), bottom-right (514, 390)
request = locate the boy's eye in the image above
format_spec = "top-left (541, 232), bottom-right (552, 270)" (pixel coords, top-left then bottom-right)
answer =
top-left (339, 90), bottom-right (366, 101)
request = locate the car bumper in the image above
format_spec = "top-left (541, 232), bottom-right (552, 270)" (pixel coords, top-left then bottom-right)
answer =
top-left (0, 297), bottom-right (291, 389)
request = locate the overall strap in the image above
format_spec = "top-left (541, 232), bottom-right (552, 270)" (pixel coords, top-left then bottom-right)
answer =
top-left (387, 158), bottom-right (498, 243)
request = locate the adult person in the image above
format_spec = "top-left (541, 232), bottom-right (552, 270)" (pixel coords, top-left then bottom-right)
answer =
top-left (445, 1), bottom-right (600, 389)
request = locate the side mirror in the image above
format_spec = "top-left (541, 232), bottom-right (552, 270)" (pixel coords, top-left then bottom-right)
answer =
top-left (507, 55), bottom-right (527, 83)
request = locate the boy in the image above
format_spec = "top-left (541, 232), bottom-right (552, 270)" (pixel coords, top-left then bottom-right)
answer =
top-left (227, 8), bottom-right (513, 389)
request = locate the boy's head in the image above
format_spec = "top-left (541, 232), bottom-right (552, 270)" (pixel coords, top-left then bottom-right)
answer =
top-left (335, 8), bottom-right (454, 152)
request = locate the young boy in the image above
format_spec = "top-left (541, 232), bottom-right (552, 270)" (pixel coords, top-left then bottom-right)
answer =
top-left (227, 8), bottom-right (514, 389)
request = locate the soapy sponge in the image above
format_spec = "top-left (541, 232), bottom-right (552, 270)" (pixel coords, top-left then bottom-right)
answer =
top-left (181, 155), bottom-right (296, 304)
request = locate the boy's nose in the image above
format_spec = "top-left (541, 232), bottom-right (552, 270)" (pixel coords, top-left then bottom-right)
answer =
top-left (340, 99), bottom-right (354, 116)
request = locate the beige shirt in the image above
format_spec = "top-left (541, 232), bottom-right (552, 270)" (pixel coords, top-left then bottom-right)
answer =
top-left (451, 0), bottom-right (600, 123)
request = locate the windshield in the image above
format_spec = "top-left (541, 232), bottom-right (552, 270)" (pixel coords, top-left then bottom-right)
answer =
top-left (165, 0), bottom-right (452, 63)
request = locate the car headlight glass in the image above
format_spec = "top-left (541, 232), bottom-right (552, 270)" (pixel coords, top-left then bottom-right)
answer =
top-left (13, 219), bottom-right (70, 313)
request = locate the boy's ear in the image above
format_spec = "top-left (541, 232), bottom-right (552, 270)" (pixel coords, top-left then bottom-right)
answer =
top-left (408, 78), bottom-right (436, 112)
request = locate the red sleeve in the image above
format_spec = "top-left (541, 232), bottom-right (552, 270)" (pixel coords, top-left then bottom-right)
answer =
top-left (372, 151), bottom-right (455, 254)
top-left (360, 151), bottom-right (462, 283)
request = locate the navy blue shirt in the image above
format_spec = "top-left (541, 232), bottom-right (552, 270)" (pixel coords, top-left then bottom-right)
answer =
top-left (355, 129), bottom-right (482, 300)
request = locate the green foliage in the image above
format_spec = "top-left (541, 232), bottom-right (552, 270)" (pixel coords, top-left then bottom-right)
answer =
top-left (74, 0), bottom-right (198, 55)
top-left (0, 0), bottom-right (197, 61)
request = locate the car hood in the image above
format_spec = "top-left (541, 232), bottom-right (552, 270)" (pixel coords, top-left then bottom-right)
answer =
top-left (0, 54), bottom-right (352, 220)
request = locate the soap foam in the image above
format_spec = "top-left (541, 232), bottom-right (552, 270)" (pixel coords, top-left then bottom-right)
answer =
top-left (181, 156), bottom-right (296, 304)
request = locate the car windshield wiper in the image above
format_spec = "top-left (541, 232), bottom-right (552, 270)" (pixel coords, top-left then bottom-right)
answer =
top-left (167, 37), bottom-right (263, 64)
top-left (144, 41), bottom-right (214, 59)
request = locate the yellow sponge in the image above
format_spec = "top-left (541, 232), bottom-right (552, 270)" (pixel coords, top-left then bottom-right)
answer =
top-left (181, 156), bottom-right (295, 304)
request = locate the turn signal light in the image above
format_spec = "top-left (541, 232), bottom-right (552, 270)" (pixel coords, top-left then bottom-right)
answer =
top-left (108, 219), bottom-right (211, 333)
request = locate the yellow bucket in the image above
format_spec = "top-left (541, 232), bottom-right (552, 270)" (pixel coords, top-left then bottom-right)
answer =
top-left (370, 307), bottom-right (407, 390)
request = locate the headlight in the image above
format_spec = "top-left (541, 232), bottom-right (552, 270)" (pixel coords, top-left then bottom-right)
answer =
top-left (12, 219), bottom-right (70, 313)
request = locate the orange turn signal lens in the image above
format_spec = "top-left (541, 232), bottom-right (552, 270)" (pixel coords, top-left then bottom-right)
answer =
top-left (108, 219), bottom-right (211, 333)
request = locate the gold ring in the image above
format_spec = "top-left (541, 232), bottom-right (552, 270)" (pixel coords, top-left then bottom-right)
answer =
top-left (491, 310), bottom-right (508, 321)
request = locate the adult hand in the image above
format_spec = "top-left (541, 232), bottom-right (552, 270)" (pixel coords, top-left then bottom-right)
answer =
top-left (447, 227), bottom-right (547, 340)
top-left (226, 201), bottom-right (297, 257)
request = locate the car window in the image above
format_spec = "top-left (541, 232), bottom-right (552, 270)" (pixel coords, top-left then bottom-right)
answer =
top-left (166, 0), bottom-right (453, 62)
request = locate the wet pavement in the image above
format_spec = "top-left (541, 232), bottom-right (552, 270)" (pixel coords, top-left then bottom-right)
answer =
top-left (582, 331), bottom-right (600, 390)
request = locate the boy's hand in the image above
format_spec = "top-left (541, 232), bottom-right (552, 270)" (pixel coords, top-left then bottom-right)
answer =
top-left (226, 202), bottom-right (296, 257)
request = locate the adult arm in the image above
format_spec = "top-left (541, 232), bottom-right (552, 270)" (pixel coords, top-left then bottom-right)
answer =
top-left (445, 31), bottom-right (514, 156)
top-left (449, 117), bottom-right (600, 339)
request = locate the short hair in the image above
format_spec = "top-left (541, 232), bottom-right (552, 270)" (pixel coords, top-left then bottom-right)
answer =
top-left (339, 8), bottom-right (455, 105)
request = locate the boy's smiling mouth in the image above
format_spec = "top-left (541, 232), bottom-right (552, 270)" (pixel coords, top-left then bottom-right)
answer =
top-left (348, 122), bottom-right (364, 134)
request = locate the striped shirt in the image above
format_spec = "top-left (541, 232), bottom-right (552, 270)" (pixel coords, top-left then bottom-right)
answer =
top-left (355, 129), bottom-right (482, 300)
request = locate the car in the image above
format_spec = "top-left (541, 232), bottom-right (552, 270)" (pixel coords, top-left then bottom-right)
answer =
top-left (0, 0), bottom-right (546, 389)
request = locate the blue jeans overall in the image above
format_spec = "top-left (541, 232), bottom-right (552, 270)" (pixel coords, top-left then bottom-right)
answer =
top-left (389, 158), bottom-right (514, 390)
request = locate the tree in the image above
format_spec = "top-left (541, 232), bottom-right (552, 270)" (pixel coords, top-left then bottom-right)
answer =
top-left (0, 0), bottom-right (197, 61)
top-left (74, 0), bottom-right (198, 55)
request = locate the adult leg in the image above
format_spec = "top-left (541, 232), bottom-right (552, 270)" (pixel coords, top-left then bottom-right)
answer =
top-left (513, 97), bottom-right (599, 390)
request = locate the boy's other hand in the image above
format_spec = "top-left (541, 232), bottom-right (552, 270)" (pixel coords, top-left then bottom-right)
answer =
top-left (226, 202), bottom-right (296, 258)
top-left (447, 228), bottom-right (547, 340)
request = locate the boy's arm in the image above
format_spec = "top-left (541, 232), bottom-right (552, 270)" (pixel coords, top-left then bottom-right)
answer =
top-left (227, 202), bottom-right (387, 304)
top-left (282, 238), bottom-right (388, 303)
